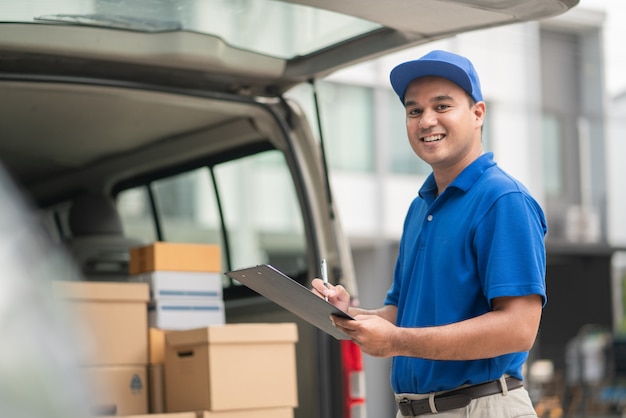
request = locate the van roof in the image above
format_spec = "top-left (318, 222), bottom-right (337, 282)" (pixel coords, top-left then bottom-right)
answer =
top-left (1, 0), bottom-right (578, 95)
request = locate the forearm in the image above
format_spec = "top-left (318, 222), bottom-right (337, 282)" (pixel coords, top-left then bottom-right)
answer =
top-left (393, 315), bottom-right (521, 360)
top-left (391, 295), bottom-right (542, 360)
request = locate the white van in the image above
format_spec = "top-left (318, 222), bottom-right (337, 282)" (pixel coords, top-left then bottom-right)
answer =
top-left (0, 1), bottom-right (577, 417)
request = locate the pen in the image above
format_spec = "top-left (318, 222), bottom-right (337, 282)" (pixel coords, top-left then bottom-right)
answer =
top-left (321, 258), bottom-right (329, 302)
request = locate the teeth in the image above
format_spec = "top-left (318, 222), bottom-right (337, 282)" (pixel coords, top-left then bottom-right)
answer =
top-left (423, 134), bottom-right (444, 142)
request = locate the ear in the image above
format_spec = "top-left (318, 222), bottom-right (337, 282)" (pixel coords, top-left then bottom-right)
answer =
top-left (473, 101), bottom-right (486, 128)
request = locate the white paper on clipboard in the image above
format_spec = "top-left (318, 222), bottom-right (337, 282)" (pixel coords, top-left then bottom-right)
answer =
top-left (225, 264), bottom-right (354, 340)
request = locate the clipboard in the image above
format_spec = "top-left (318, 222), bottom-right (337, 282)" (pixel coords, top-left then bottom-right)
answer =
top-left (225, 264), bottom-right (354, 340)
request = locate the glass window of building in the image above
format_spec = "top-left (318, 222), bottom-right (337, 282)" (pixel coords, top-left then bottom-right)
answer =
top-left (287, 81), bottom-right (375, 172)
top-left (542, 112), bottom-right (563, 198)
top-left (540, 26), bottom-right (606, 242)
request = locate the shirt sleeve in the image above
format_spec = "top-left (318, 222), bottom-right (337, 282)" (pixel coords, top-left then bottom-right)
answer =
top-left (473, 191), bottom-right (548, 307)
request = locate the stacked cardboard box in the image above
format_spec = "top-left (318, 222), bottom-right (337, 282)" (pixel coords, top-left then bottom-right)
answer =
top-left (101, 409), bottom-right (294, 418)
top-left (102, 414), bottom-right (195, 418)
top-left (53, 281), bottom-right (150, 416)
top-left (129, 242), bottom-right (225, 330)
top-left (57, 242), bottom-right (299, 417)
top-left (130, 242), bottom-right (225, 414)
top-left (164, 323), bottom-right (299, 417)
top-left (148, 328), bottom-right (168, 413)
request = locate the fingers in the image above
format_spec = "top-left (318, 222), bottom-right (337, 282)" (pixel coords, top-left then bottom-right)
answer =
top-left (312, 278), bottom-right (346, 300)
top-left (331, 315), bottom-right (355, 331)
top-left (312, 278), bottom-right (351, 313)
top-left (331, 316), bottom-right (361, 346)
top-left (332, 315), bottom-right (395, 358)
top-left (311, 278), bottom-right (329, 298)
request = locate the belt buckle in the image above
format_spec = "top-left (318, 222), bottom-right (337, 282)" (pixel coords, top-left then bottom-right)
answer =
top-left (398, 398), bottom-right (414, 417)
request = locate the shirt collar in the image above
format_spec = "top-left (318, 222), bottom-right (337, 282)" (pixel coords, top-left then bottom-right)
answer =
top-left (419, 152), bottom-right (496, 201)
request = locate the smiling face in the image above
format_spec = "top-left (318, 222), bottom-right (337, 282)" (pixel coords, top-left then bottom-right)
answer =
top-left (403, 76), bottom-right (485, 181)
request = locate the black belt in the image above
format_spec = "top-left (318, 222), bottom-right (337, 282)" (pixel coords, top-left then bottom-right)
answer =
top-left (397, 377), bottom-right (524, 416)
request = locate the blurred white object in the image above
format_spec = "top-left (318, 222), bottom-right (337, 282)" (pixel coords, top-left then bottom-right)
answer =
top-left (565, 205), bottom-right (601, 243)
top-left (529, 359), bottom-right (555, 385)
top-left (0, 165), bottom-right (90, 418)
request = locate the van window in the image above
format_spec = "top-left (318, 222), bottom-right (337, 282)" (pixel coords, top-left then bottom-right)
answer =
top-left (116, 149), bottom-right (308, 297)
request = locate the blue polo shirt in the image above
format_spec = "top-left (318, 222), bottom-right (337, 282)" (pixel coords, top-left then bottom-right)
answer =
top-left (384, 152), bottom-right (547, 394)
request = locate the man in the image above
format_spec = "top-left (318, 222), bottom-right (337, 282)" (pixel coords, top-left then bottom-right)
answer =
top-left (313, 50), bottom-right (547, 417)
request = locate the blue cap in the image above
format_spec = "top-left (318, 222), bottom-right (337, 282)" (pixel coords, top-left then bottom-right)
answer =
top-left (389, 50), bottom-right (483, 103)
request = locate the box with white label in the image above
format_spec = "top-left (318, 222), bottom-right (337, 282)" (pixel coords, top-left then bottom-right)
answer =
top-left (149, 298), bottom-right (225, 330)
top-left (131, 271), bottom-right (223, 301)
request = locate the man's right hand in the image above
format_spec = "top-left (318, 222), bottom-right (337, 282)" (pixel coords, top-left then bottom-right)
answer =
top-left (311, 278), bottom-right (351, 313)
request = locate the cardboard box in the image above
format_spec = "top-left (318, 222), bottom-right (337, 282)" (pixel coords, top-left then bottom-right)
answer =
top-left (131, 270), bottom-right (223, 300)
top-left (100, 410), bottom-right (292, 418)
top-left (83, 366), bottom-right (148, 416)
top-left (148, 329), bottom-right (168, 413)
top-left (149, 328), bottom-right (168, 364)
top-left (53, 281), bottom-right (149, 366)
top-left (130, 242), bottom-right (221, 274)
top-left (100, 413), bottom-right (195, 418)
top-left (198, 408), bottom-right (294, 418)
top-left (165, 324), bottom-right (298, 412)
top-left (149, 299), bottom-right (225, 330)
top-left (148, 363), bottom-right (166, 414)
